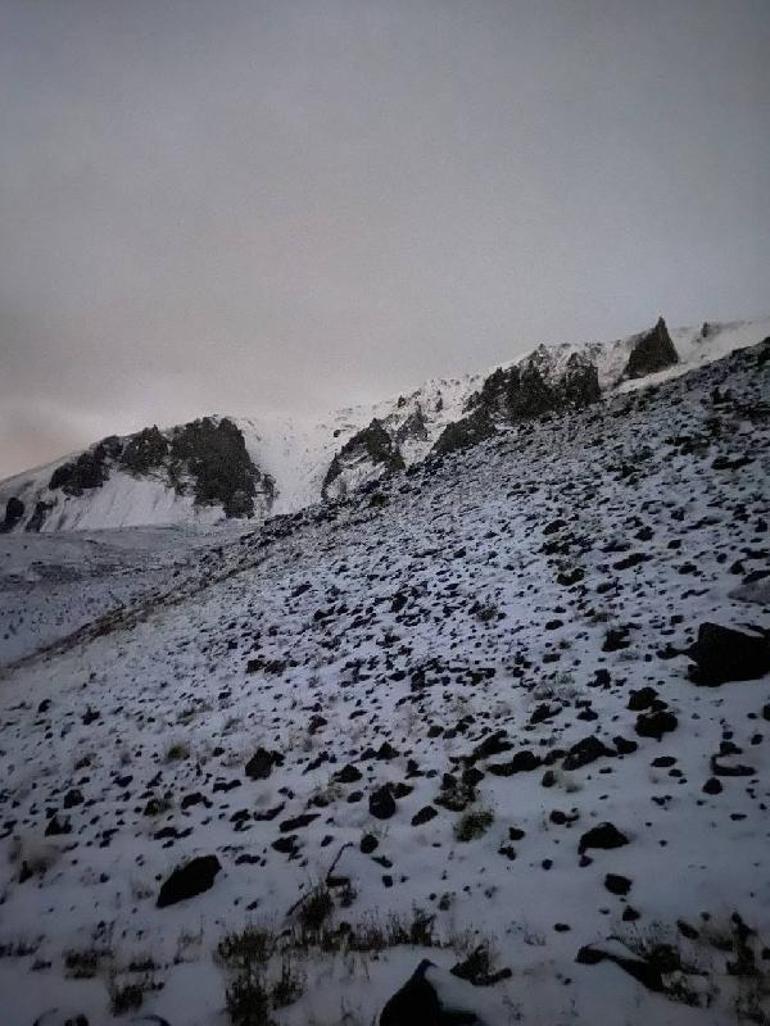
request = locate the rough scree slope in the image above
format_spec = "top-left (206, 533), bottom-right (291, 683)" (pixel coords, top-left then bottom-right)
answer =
top-left (0, 340), bottom-right (768, 1024)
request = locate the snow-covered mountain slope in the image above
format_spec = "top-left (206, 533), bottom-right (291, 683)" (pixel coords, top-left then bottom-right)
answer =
top-left (2, 315), bottom-right (768, 532)
top-left (0, 339), bottom-right (768, 1025)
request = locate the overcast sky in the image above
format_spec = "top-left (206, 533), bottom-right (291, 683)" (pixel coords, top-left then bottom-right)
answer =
top-left (1, 0), bottom-right (768, 478)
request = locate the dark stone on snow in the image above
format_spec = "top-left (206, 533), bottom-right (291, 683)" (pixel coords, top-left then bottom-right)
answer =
top-left (487, 750), bottom-right (542, 776)
top-left (578, 822), bottom-right (629, 854)
top-left (467, 730), bottom-right (511, 763)
top-left (613, 736), bottom-right (638, 755)
top-left (575, 943), bottom-right (665, 992)
top-left (360, 833), bottom-right (379, 854)
top-left (687, 622), bottom-right (770, 686)
top-left (379, 960), bottom-right (479, 1025)
top-left (156, 854), bottom-right (221, 907)
top-left (369, 785), bottom-right (397, 820)
top-left (635, 710), bottom-right (678, 740)
top-left (245, 747), bottom-right (284, 780)
top-left (562, 735), bottom-right (615, 771)
top-left (627, 687), bottom-right (659, 711)
top-left (279, 813), bottom-right (319, 833)
top-left (604, 873), bottom-right (632, 896)
top-left (411, 805), bottom-right (438, 827)
top-left (45, 814), bottom-right (72, 836)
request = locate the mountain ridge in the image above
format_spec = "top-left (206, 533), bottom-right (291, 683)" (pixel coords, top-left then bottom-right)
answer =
top-left (2, 314), bottom-right (768, 533)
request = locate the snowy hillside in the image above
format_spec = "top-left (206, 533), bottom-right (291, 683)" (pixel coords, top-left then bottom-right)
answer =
top-left (2, 315), bottom-right (768, 532)
top-left (0, 337), bottom-right (768, 1025)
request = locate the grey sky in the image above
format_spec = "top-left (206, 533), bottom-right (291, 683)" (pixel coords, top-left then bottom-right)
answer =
top-left (1, 0), bottom-right (768, 479)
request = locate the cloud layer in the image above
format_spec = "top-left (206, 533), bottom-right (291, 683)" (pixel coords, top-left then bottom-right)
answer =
top-left (1, 0), bottom-right (768, 477)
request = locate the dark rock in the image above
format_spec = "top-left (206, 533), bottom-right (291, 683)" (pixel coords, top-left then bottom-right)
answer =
top-left (575, 943), bottom-right (665, 992)
top-left (244, 747), bottom-right (284, 780)
top-left (411, 806), bottom-right (438, 827)
top-left (487, 750), bottom-right (542, 776)
top-left (604, 873), bottom-right (632, 896)
top-left (323, 419), bottom-right (405, 498)
top-left (45, 814), bottom-right (72, 836)
top-left (1, 496), bottom-right (24, 532)
top-left (360, 833), bottom-right (379, 854)
top-left (380, 960), bottom-right (479, 1025)
top-left (562, 735), bottom-right (615, 771)
top-left (467, 730), bottom-right (511, 763)
top-left (369, 785), bottom-right (397, 820)
top-left (627, 687), bottom-right (658, 711)
top-left (613, 736), bottom-right (638, 755)
top-left (624, 317), bottom-right (678, 379)
top-left (431, 409), bottom-right (497, 458)
top-left (687, 622), bottom-right (770, 686)
top-left (279, 813), bottom-right (319, 832)
top-left (578, 822), bottom-right (629, 854)
top-left (335, 764), bottom-right (363, 784)
top-left (156, 854), bottom-right (221, 907)
top-left (635, 710), bottom-right (678, 740)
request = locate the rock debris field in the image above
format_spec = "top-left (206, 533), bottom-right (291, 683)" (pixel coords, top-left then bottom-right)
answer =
top-left (1, 339), bottom-right (769, 1025)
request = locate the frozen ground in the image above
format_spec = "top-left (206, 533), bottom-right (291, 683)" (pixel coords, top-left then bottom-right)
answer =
top-left (0, 340), bottom-right (768, 1025)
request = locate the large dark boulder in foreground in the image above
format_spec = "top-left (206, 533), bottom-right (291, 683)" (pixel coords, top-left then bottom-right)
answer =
top-left (624, 317), bottom-right (678, 378)
top-left (156, 854), bottom-right (221, 908)
top-left (379, 960), bottom-right (479, 1025)
top-left (687, 622), bottom-right (770, 686)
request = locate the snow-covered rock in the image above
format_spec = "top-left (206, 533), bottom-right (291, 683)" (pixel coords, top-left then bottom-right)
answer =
top-left (2, 315), bottom-right (768, 532)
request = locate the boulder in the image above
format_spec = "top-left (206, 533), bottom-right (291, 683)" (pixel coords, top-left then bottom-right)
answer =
top-left (156, 854), bottom-right (221, 908)
top-left (687, 622), bottom-right (770, 686)
top-left (245, 747), bottom-right (284, 780)
top-left (578, 822), bottom-right (629, 854)
top-left (379, 960), bottom-right (480, 1025)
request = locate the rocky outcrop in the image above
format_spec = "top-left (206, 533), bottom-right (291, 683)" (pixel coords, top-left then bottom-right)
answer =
top-left (624, 317), bottom-right (678, 378)
top-left (120, 425), bottom-right (168, 474)
top-left (1, 496), bottom-right (24, 533)
top-left (49, 437), bottom-right (122, 496)
top-left (3, 416), bottom-right (275, 530)
top-left (432, 348), bottom-right (600, 457)
top-left (166, 417), bottom-right (273, 518)
top-left (322, 419), bottom-right (405, 500)
top-left (431, 408), bottom-right (496, 457)
top-left (26, 500), bottom-right (54, 533)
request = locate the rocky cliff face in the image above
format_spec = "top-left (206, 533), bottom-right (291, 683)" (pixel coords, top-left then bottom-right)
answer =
top-left (624, 317), bottom-right (679, 378)
top-left (0, 416), bottom-right (274, 533)
top-left (432, 348), bottom-right (601, 456)
top-left (322, 419), bottom-right (406, 501)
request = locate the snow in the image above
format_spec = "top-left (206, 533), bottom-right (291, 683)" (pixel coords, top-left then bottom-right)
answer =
top-left (0, 338), bottom-right (768, 1024)
top-left (4, 315), bottom-right (767, 534)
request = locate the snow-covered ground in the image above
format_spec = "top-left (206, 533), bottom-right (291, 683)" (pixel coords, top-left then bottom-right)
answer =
top-left (0, 339), bottom-right (768, 1025)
